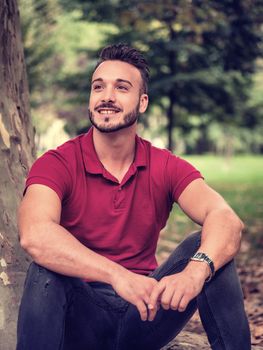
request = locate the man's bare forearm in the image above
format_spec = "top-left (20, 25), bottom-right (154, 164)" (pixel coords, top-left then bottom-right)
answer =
top-left (19, 220), bottom-right (158, 321)
top-left (192, 207), bottom-right (243, 272)
top-left (19, 220), bottom-right (125, 284)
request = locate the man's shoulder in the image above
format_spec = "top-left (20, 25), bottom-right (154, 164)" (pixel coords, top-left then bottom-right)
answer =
top-left (26, 133), bottom-right (87, 197)
top-left (31, 134), bottom-right (87, 176)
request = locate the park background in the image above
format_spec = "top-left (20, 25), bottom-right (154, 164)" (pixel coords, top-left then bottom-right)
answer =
top-left (0, 0), bottom-right (263, 349)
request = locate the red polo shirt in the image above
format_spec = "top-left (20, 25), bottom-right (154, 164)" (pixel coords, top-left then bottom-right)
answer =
top-left (25, 128), bottom-right (203, 275)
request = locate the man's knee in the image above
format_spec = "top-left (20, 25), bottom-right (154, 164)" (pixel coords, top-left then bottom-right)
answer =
top-left (171, 230), bottom-right (202, 260)
top-left (22, 262), bottom-right (69, 303)
top-left (18, 262), bottom-right (73, 328)
top-left (17, 263), bottom-right (72, 349)
top-left (184, 230), bottom-right (201, 246)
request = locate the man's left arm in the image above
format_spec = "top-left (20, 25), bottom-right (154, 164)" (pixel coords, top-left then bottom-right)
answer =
top-left (148, 178), bottom-right (244, 320)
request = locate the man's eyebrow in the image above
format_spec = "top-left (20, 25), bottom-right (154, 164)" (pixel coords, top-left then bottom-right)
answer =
top-left (91, 78), bottom-right (133, 87)
top-left (116, 79), bottom-right (133, 87)
top-left (91, 78), bottom-right (103, 85)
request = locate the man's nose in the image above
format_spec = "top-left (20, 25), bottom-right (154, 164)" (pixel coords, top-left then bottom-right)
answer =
top-left (101, 87), bottom-right (116, 102)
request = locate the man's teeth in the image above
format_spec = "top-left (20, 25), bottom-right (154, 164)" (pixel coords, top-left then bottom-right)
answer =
top-left (99, 110), bottom-right (119, 115)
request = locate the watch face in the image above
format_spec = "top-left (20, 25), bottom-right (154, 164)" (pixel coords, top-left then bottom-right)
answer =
top-left (194, 252), bottom-right (205, 260)
top-left (191, 252), bottom-right (215, 280)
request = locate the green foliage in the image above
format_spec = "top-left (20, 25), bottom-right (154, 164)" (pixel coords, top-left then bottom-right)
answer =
top-left (19, 0), bottom-right (59, 94)
top-left (19, 0), bottom-right (263, 153)
top-left (19, 0), bottom-right (115, 136)
top-left (58, 0), bottom-right (263, 151)
top-left (19, 0), bottom-right (62, 135)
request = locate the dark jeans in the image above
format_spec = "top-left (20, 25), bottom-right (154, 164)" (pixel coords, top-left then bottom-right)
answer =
top-left (16, 232), bottom-right (251, 350)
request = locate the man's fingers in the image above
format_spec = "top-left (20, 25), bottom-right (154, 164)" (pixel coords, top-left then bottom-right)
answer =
top-left (177, 294), bottom-right (191, 312)
top-left (170, 290), bottom-right (184, 311)
top-left (136, 300), bottom-right (148, 321)
top-left (160, 286), bottom-right (175, 310)
top-left (147, 283), bottom-right (165, 321)
top-left (147, 303), bottom-right (157, 321)
top-left (147, 276), bottom-right (196, 320)
top-left (149, 283), bottom-right (165, 310)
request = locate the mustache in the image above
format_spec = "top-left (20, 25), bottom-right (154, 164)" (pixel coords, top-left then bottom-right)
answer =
top-left (94, 103), bottom-right (122, 112)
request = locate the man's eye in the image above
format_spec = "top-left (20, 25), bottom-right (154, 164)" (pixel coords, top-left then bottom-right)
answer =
top-left (117, 85), bottom-right (128, 91)
top-left (93, 85), bottom-right (103, 90)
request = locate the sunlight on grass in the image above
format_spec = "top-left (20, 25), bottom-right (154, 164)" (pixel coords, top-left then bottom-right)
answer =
top-left (161, 155), bottom-right (263, 252)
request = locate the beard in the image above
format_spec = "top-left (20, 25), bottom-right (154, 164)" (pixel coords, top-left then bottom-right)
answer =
top-left (88, 101), bottom-right (140, 133)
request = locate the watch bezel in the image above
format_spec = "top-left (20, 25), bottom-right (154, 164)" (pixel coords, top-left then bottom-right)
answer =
top-left (190, 252), bottom-right (215, 282)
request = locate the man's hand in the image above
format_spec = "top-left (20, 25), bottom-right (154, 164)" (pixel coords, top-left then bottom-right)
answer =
top-left (148, 261), bottom-right (210, 321)
top-left (111, 269), bottom-right (158, 321)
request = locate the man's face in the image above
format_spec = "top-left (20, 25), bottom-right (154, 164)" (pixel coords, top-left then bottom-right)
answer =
top-left (88, 60), bottom-right (148, 133)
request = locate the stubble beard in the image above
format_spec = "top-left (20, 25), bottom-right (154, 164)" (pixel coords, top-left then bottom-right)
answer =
top-left (88, 102), bottom-right (140, 133)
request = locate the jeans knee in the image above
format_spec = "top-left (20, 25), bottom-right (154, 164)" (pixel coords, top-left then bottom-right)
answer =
top-left (17, 264), bottom-right (71, 348)
top-left (18, 262), bottom-right (72, 328)
top-left (175, 230), bottom-right (202, 258)
top-left (186, 230), bottom-right (201, 245)
top-left (23, 262), bottom-right (69, 301)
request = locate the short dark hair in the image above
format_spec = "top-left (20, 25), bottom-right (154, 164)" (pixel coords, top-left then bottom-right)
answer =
top-left (95, 43), bottom-right (149, 94)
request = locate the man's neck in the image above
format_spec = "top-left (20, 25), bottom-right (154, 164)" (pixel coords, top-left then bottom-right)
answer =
top-left (92, 126), bottom-right (137, 181)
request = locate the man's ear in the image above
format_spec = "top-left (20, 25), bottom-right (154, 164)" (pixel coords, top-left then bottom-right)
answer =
top-left (139, 94), bottom-right (149, 113)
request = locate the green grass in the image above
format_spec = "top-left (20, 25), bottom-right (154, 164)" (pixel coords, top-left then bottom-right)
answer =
top-left (163, 155), bottom-right (263, 251)
top-left (184, 155), bottom-right (262, 185)
top-left (184, 155), bottom-right (263, 221)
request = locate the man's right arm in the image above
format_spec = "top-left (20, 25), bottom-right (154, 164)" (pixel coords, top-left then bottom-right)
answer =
top-left (18, 184), bottom-right (157, 320)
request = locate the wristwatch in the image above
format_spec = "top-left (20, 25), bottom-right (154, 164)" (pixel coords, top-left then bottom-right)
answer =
top-left (190, 252), bottom-right (215, 282)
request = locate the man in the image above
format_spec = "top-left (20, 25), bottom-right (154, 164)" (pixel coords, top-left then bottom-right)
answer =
top-left (17, 44), bottom-right (250, 350)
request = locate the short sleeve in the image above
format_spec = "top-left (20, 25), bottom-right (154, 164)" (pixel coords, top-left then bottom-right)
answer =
top-left (166, 154), bottom-right (204, 202)
top-left (25, 150), bottom-right (72, 201)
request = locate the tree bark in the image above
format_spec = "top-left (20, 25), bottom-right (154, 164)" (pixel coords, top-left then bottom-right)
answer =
top-left (167, 23), bottom-right (176, 152)
top-left (0, 0), bottom-right (35, 348)
top-left (167, 91), bottom-right (175, 152)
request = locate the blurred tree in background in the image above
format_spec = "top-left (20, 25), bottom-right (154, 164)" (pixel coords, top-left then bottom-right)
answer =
top-left (18, 0), bottom-right (263, 154)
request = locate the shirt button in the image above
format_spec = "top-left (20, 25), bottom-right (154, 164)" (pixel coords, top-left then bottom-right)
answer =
top-left (118, 187), bottom-right (122, 191)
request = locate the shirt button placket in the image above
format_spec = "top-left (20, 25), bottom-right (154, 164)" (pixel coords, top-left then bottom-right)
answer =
top-left (114, 185), bottom-right (124, 209)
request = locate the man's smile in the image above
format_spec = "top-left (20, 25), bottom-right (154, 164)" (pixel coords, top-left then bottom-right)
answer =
top-left (97, 109), bottom-right (121, 115)
top-left (95, 103), bottom-right (122, 116)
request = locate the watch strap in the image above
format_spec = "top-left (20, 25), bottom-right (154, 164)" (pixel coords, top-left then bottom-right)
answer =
top-left (190, 252), bottom-right (215, 282)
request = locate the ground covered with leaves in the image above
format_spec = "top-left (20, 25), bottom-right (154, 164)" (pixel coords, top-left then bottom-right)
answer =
top-left (238, 249), bottom-right (263, 346)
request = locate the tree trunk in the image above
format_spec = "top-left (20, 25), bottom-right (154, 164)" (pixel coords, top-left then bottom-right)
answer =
top-left (167, 23), bottom-right (176, 152)
top-left (0, 1), bottom-right (35, 349)
top-left (167, 92), bottom-right (175, 152)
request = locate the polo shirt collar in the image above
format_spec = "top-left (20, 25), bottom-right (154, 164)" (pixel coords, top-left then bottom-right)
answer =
top-left (81, 127), bottom-right (147, 175)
